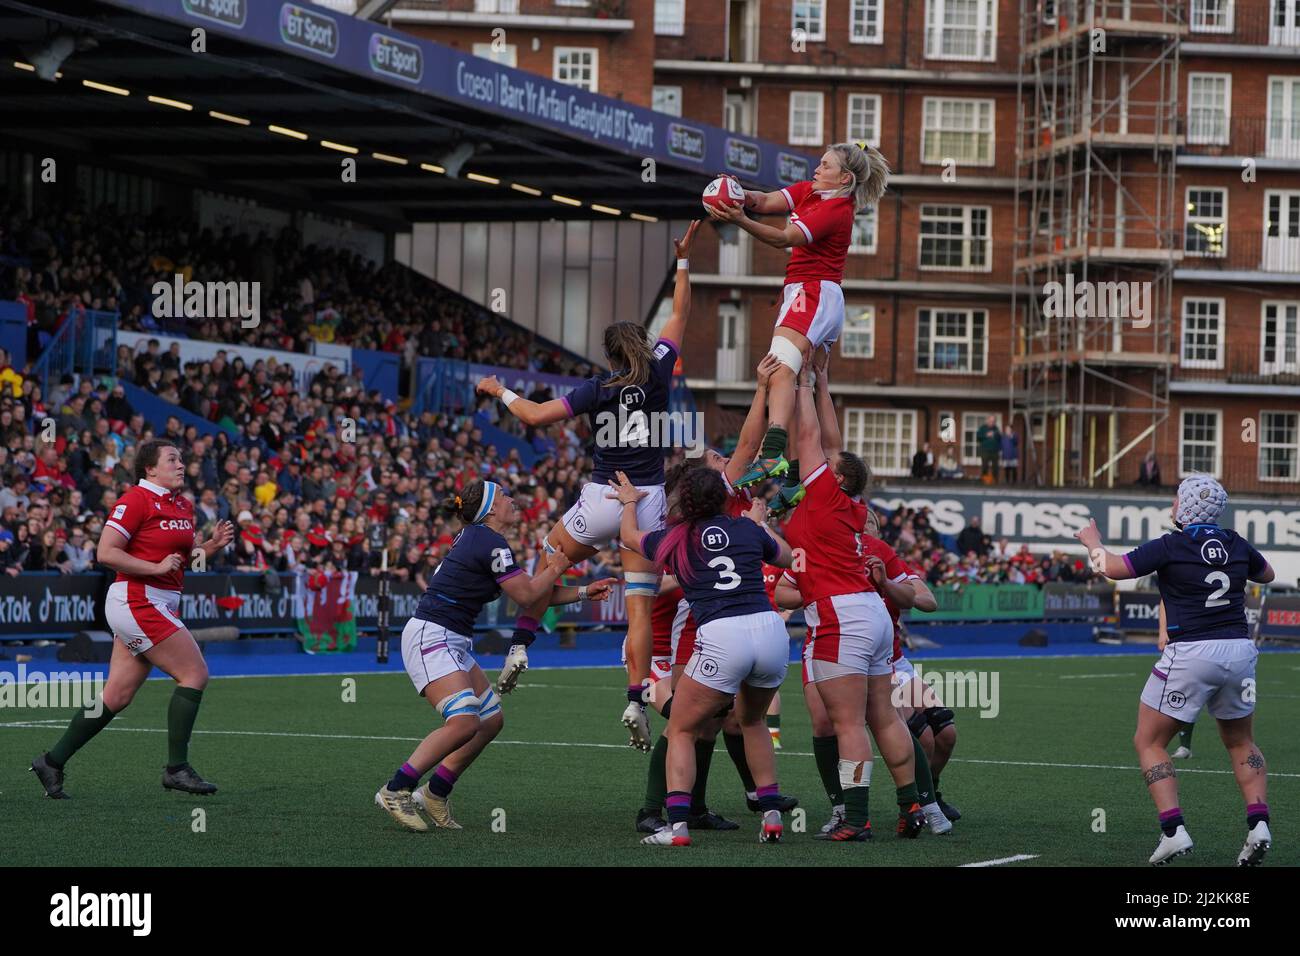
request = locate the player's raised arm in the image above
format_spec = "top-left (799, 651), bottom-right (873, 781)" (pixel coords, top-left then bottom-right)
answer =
top-left (476, 375), bottom-right (571, 428)
top-left (656, 220), bottom-right (700, 351)
top-left (705, 196), bottom-right (807, 249)
top-left (743, 497), bottom-right (794, 568)
top-left (1074, 518), bottom-right (1136, 580)
top-left (548, 577), bottom-right (619, 606)
top-left (725, 353), bottom-right (781, 487)
top-left (810, 347), bottom-right (841, 462)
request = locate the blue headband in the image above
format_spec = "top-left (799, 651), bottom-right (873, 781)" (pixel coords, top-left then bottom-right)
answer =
top-left (473, 481), bottom-right (500, 524)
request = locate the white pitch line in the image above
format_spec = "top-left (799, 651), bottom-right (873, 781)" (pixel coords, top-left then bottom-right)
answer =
top-left (1058, 674), bottom-right (1134, 680)
top-left (960, 854), bottom-right (1039, 868)
top-left (1, 722), bottom-right (1297, 779)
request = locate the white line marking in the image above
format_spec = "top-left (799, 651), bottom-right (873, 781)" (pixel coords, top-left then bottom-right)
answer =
top-left (960, 854), bottom-right (1039, 868)
top-left (1, 723), bottom-right (1297, 778)
top-left (1058, 674), bottom-right (1133, 680)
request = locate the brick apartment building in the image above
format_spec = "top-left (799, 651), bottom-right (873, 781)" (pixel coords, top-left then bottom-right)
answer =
top-left (381, 0), bottom-right (1300, 496)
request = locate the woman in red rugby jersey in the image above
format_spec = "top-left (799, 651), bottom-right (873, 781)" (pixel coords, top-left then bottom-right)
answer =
top-left (32, 440), bottom-right (234, 799)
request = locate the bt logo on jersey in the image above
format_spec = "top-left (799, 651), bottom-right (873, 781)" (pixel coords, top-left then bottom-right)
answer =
top-left (1200, 539), bottom-right (1228, 565)
top-left (701, 526), bottom-right (730, 552)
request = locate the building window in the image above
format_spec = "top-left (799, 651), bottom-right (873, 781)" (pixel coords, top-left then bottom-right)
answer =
top-left (1180, 410), bottom-right (1222, 477)
top-left (1260, 410), bottom-right (1300, 482)
top-left (844, 408), bottom-right (916, 477)
top-left (654, 0), bottom-right (685, 35)
top-left (471, 42), bottom-right (517, 66)
top-left (1188, 73), bottom-right (1231, 145)
top-left (1261, 301), bottom-right (1300, 376)
top-left (474, 0), bottom-right (520, 12)
top-left (921, 97), bottom-right (995, 167)
top-left (1191, 0), bottom-right (1234, 32)
top-left (1181, 298), bottom-right (1225, 369)
top-left (1267, 77), bottom-right (1300, 161)
top-left (841, 306), bottom-right (876, 358)
top-left (652, 85), bottom-right (682, 117)
top-left (924, 0), bottom-right (997, 62)
top-left (793, 0), bottom-right (827, 41)
top-left (846, 93), bottom-right (881, 147)
top-left (1185, 187), bottom-right (1227, 257)
top-left (553, 48), bottom-right (598, 92)
top-left (919, 205), bottom-right (991, 271)
top-left (788, 91), bottom-right (824, 146)
top-left (849, 206), bottom-right (877, 254)
top-left (961, 411), bottom-right (1001, 466)
top-left (850, 0), bottom-right (883, 43)
top-left (916, 308), bottom-right (988, 374)
top-left (1264, 190), bottom-right (1300, 272)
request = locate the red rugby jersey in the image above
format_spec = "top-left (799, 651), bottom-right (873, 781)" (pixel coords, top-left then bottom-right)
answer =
top-left (103, 479), bottom-right (196, 591)
top-left (650, 585), bottom-right (683, 658)
top-left (783, 461), bottom-right (873, 606)
top-left (780, 180), bottom-right (855, 286)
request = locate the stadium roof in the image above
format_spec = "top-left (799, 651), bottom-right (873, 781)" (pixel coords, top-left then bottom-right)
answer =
top-left (0, 0), bottom-right (818, 231)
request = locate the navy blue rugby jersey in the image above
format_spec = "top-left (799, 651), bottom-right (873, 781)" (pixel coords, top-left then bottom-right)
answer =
top-left (1123, 524), bottom-right (1269, 642)
top-left (561, 338), bottom-right (677, 486)
top-left (643, 514), bottom-right (779, 627)
top-left (414, 525), bottom-right (522, 635)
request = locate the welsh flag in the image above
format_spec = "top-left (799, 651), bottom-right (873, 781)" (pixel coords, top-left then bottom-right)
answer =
top-left (295, 569), bottom-right (358, 654)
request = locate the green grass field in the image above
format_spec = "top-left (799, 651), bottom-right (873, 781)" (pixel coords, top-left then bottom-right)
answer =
top-left (2, 654), bottom-right (1297, 867)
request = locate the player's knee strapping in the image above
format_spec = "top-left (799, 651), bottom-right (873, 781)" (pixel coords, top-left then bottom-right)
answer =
top-left (625, 570), bottom-right (660, 600)
top-left (437, 689), bottom-right (481, 721)
top-left (925, 706), bottom-right (955, 734)
top-left (477, 688), bottom-right (501, 720)
top-left (906, 710), bottom-right (931, 738)
top-left (767, 335), bottom-right (803, 374)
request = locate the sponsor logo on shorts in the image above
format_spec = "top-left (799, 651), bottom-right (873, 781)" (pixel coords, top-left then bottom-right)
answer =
top-left (1167, 691), bottom-right (1187, 709)
top-left (698, 657), bottom-right (719, 678)
top-left (701, 526), bottom-right (730, 551)
top-left (572, 514), bottom-right (588, 534)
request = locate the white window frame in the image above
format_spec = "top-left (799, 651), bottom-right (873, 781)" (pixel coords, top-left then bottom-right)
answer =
top-left (924, 0), bottom-right (997, 63)
top-left (1263, 188), bottom-right (1300, 271)
top-left (1259, 409), bottom-right (1300, 482)
top-left (653, 0), bottom-right (685, 35)
top-left (921, 97), bottom-right (995, 167)
top-left (849, 0), bottom-right (884, 44)
top-left (792, 0), bottom-right (827, 42)
top-left (1187, 73), bottom-right (1231, 146)
top-left (1179, 408), bottom-right (1223, 478)
top-left (471, 42), bottom-right (518, 66)
top-left (652, 84), bottom-right (683, 117)
top-left (1260, 300), bottom-right (1300, 376)
top-left (1267, 76), bottom-right (1300, 161)
top-left (788, 90), bottom-right (825, 146)
top-left (840, 305), bottom-right (876, 359)
top-left (1180, 297), bottom-right (1226, 370)
top-left (474, 0), bottom-right (520, 13)
top-left (915, 308), bottom-right (989, 375)
top-left (843, 407), bottom-right (917, 478)
top-left (849, 205), bottom-right (878, 254)
top-left (553, 47), bottom-right (598, 92)
top-left (918, 204), bottom-right (992, 272)
top-left (1190, 0), bottom-right (1235, 33)
top-left (846, 93), bottom-right (882, 147)
top-left (1184, 185), bottom-right (1228, 258)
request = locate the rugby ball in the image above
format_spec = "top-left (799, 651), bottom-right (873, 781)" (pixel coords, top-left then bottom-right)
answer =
top-left (702, 176), bottom-right (745, 212)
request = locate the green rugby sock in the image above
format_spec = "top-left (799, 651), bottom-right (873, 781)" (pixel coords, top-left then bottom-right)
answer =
top-left (760, 426), bottom-right (787, 461)
top-left (912, 736), bottom-right (935, 805)
top-left (896, 782), bottom-right (920, 810)
top-left (48, 701), bottom-right (118, 768)
top-left (839, 758), bottom-right (871, 827)
top-left (813, 735), bottom-right (843, 806)
top-left (723, 730), bottom-right (755, 793)
top-left (1179, 725), bottom-right (1194, 750)
top-left (167, 686), bottom-right (205, 768)
top-left (643, 735), bottom-right (668, 812)
top-left (691, 739), bottom-right (715, 813)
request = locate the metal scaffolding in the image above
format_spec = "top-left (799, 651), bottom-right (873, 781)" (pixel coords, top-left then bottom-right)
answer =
top-left (1011, 0), bottom-right (1184, 487)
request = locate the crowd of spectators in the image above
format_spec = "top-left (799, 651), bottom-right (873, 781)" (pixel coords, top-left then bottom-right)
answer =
top-left (872, 507), bottom-right (1104, 590)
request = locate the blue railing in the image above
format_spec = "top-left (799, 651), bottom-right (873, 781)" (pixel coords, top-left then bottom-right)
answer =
top-left (31, 309), bottom-right (119, 396)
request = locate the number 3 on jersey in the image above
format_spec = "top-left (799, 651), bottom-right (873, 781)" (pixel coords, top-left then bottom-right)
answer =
top-left (709, 555), bottom-right (741, 591)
